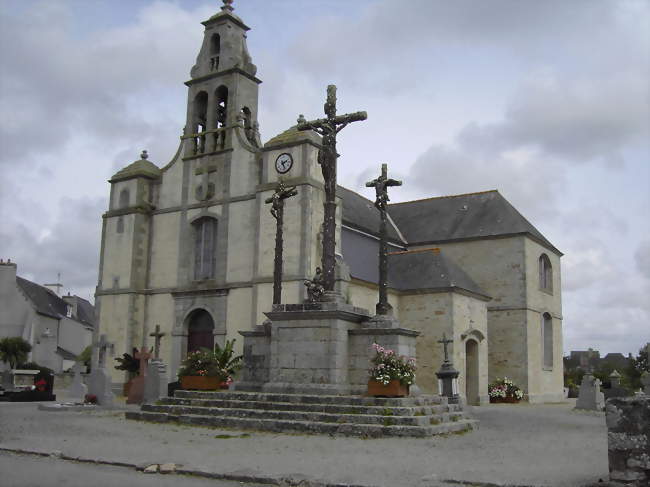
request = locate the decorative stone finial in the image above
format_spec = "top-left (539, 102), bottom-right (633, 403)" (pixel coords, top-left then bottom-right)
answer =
top-left (141, 150), bottom-right (148, 160)
top-left (221, 0), bottom-right (234, 12)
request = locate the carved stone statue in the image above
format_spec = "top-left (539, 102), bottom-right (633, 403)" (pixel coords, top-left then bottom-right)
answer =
top-left (304, 267), bottom-right (325, 303)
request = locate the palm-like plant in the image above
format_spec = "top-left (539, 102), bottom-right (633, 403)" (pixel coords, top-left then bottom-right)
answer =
top-left (0, 337), bottom-right (32, 369)
top-left (213, 339), bottom-right (243, 377)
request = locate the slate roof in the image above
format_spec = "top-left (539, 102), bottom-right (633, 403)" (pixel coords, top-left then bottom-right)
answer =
top-left (385, 190), bottom-right (561, 255)
top-left (16, 277), bottom-right (68, 319)
top-left (339, 186), bottom-right (405, 245)
top-left (73, 296), bottom-right (96, 328)
top-left (388, 249), bottom-right (489, 299)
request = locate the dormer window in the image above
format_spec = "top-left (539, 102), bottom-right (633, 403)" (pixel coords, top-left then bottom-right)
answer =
top-left (66, 305), bottom-right (72, 318)
top-left (539, 254), bottom-right (553, 293)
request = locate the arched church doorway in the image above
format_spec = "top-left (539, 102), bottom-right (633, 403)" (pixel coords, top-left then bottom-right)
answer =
top-left (187, 309), bottom-right (215, 353)
top-left (465, 339), bottom-right (479, 405)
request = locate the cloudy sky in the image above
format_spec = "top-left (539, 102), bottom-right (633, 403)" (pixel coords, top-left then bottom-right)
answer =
top-left (0, 0), bottom-right (648, 356)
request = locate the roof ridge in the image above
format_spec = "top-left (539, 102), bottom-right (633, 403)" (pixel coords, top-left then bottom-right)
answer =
top-left (389, 189), bottom-right (499, 206)
top-left (388, 247), bottom-right (440, 256)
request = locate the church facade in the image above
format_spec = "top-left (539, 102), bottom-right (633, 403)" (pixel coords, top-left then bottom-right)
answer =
top-left (95, 3), bottom-right (563, 404)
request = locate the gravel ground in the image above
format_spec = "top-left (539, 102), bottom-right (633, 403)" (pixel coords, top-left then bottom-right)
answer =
top-left (0, 398), bottom-right (608, 487)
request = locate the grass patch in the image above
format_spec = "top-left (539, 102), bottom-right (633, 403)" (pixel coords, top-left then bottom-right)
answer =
top-left (414, 410), bottom-right (426, 416)
top-left (382, 418), bottom-right (395, 427)
top-left (430, 417), bottom-right (441, 425)
top-left (380, 408), bottom-right (394, 416)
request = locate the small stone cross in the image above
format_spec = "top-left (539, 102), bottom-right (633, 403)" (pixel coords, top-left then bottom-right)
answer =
top-left (134, 348), bottom-right (153, 378)
top-left (97, 334), bottom-right (113, 369)
top-left (438, 333), bottom-right (453, 364)
top-left (149, 325), bottom-right (166, 360)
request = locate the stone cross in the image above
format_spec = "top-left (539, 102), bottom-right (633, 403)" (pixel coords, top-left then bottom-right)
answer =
top-left (149, 325), bottom-right (166, 360)
top-left (134, 348), bottom-right (153, 378)
top-left (438, 333), bottom-right (453, 364)
top-left (97, 334), bottom-right (113, 369)
top-left (297, 85), bottom-right (367, 296)
top-left (265, 181), bottom-right (298, 305)
top-left (366, 163), bottom-right (402, 315)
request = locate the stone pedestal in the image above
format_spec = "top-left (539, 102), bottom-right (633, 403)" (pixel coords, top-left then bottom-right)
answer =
top-left (87, 367), bottom-right (114, 407)
top-left (238, 302), bottom-right (419, 395)
top-left (143, 359), bottom-right (168, 403)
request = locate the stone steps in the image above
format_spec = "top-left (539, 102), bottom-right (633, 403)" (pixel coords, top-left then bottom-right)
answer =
top-left (141, 403), bottom-right (469, 427)
top-left (126, 390), bottom-right (478, 438)
top-left (158, 396), bottom-right (458, 416)
top-left (126, 410), bottom-right (477, 438)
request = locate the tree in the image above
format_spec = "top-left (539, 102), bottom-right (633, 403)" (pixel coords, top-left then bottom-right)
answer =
top-left (0, 337), bottom-right (32, 369)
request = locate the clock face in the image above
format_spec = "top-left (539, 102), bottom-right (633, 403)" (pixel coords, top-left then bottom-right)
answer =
top-left (275, 153), bottom-right (293, 174)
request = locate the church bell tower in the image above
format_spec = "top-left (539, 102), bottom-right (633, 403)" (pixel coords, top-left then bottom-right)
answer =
top-left (184, 0), bottom-right (261, 159)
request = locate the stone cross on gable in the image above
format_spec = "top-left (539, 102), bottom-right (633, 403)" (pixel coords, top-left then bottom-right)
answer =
top-left (297, 85), bottom-right (367, 296)
top-left (265, 181), bottom-right (298, 305)
top-left (97, 334), bottom-right (113, 369)
top-left (149, 325), bottom-right (166, 360)
top-left (366, 163), bottom-right (402, 316)
top-left (438, 333), bottom-right (453, 364)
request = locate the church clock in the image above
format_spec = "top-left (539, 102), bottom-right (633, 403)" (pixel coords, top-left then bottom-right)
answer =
top-left (275, 153), bottom-right (293, 174)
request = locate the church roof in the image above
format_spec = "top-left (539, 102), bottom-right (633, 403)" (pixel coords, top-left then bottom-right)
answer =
top-left (387, 249), bottom-right (490, 298)
top-left (339, 186), bottom-right (405, 244)
top-left (110, 151), bottom-right (161, 183)
top-left (264, 125), bottom-right (321, 149)
top-left (387, 190), bottom-right (561, 255)
top-left (16, 277), bottom-right (68, 319)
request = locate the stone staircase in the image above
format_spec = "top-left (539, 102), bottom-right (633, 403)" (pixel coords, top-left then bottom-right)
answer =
top-left (125, 390), bottom-right (478, 438)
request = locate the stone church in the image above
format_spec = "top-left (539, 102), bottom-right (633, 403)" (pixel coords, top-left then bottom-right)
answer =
top-left (96, 2), bottom-right (564, 404)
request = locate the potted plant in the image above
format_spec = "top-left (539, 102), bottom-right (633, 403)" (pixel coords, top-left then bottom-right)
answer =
top-left (488, 377), bottom-right (524, 403)
top-left (114, 348), bottom-right (140, 396)
top-left (367, 343), bottom-right (416, 397)
top-left (178, 339), bottom-right (243, 390)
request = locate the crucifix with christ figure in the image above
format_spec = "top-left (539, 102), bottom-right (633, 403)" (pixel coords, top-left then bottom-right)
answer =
top-left (366, 163), bottom-right (401, 316)
top-left (149, 325), bottom-right (166, 360)
top-left (297, 85), bottom-right (367, 296)
top-left (265, 181), bottom-right (298, 305)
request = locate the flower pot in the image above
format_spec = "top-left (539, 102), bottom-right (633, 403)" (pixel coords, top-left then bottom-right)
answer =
top-left (489, 396), bottom-right (520, 404)
top-left (367, 379), bottom-right (409, 397)
top-left (122, 379), bottom-right (133, 397)
top-left (180, 376), bottom-right (222, 390)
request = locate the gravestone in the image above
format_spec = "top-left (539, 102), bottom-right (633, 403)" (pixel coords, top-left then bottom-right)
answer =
top-left (67, 362), bottom-right (88, 401)
top-left (642, 371), bottom-right (650, 395)
top-left (0, 369), bottom-right (56, 402)
top-left (604, 369), bottom-right (629, 400)
top-left (127, 348), bottom-right (152, 404)
top-left (575, 373), bottom-right (605, 411)
top-left (143, 359), bottom-right (168, 404)
top-left (87, 334), bottom-right (115, 407)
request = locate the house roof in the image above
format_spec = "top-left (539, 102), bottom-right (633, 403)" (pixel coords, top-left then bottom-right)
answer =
top-left (74, 297), bottom-right (96, 328)
top-left (16, 277), bottom-right (68, 319)
top-left (386, 190), bottom-right (561, 255)
top-left (387, 248), bottom-right (490, 299)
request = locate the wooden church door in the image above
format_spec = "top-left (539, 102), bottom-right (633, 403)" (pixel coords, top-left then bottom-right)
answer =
top-left (187, 309), bottom-right (215, 353)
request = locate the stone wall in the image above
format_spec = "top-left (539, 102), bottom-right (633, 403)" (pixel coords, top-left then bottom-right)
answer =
top-left (605, 396), bottom-right (650, 486)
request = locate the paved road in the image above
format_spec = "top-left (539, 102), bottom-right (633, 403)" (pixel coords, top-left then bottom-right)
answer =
top-left (0, 451), bottom-right (269, 487)
top-left (0, 399), bottom-right (609, 486)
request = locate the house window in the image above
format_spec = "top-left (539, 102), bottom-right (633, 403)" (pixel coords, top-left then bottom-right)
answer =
top-left (66, 305), bottom-right (72, 318)
top-left (542, 313), bottom-right (553, 369)
top-left (539, 254), bottom-right (553, 293)
top-left (194, 218), bottom-right (217, 280)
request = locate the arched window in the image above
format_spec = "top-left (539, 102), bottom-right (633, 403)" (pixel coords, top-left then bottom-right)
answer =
top-left (539, 254), bottom-right (553, 293)
top-left (193, 91), bottom-right (208, 154)
top-left (215, 86), bottom-right (228, 128)
top-left (194, 217), bottom-right (217, 280)
top-left (118, 188), bottom-right (130, 209)
top-left (542, 312), bottom-right (553, 369)
top-left (210, 34), bottom-right (220, 71)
